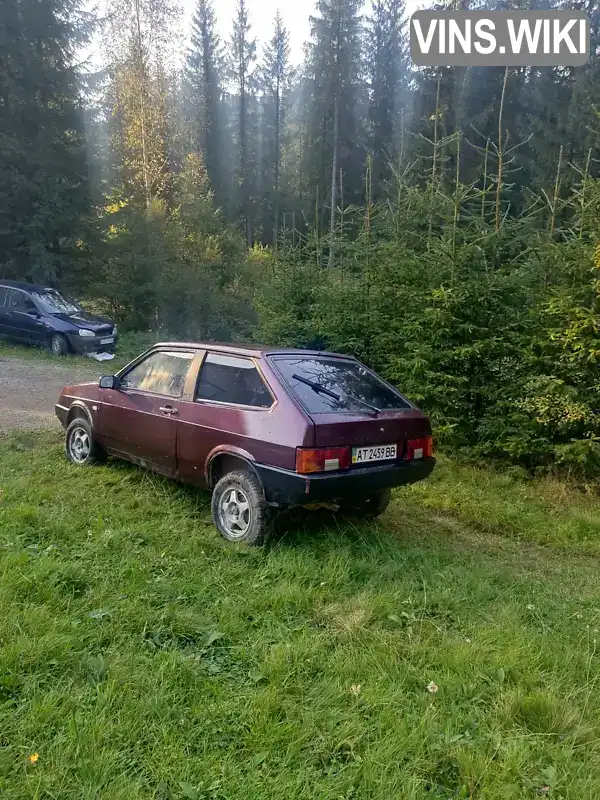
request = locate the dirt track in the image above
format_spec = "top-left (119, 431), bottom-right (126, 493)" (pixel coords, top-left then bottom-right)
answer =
top-left (0, 355), bottom-right (101, 432)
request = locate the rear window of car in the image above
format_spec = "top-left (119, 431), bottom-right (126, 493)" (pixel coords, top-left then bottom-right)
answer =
top-left (271, 356), bottom-right (411, 414)
top-left (195, 353), bottom-right (273, 408)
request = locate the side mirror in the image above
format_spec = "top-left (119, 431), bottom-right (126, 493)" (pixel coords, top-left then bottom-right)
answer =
top-left (99, 375), bottom-right (118, 389)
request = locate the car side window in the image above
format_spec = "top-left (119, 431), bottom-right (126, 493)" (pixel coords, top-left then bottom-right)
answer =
top-left (7, 290), bottom-right (35, 312)
top-left (121, 350), bottom-right (195, 397)
top-left (0, 287), bottom-right (7, 308)
top-left (195, 353), bottom-right (273, 408)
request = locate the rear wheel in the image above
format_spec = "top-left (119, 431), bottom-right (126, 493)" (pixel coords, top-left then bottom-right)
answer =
top-left (337, 488), bottom-right (391, 519)
top-left (49, 333), bottom-right (68, 356)
top-left (211, 470), bottom-right (272, 545)
top-left (65, 417), bottom-right (105, 466)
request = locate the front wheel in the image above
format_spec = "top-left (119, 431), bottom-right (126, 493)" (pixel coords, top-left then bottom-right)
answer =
top-left (49, 333), bottom-right (68, 356)
top-left (337, 488), bottom-right (391, 519)
top-left (211, 470), bottom-right (272, 545)
top-left (65, 417), bottom-right (105, 466)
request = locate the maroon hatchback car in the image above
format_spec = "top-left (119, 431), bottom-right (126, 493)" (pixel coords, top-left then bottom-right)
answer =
top-left (55, 342), bottom-right (435, 544)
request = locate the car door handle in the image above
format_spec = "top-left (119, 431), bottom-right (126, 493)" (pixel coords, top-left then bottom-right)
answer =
top-left (159, 406), bottom-right (178, 416)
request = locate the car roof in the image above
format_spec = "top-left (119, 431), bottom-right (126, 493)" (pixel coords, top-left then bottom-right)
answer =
top-left (153, 341), bottom-right (352, 359)
top-left (0, 279), bottom-right (53, 293)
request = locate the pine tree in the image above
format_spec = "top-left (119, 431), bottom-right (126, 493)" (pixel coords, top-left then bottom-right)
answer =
top-left (186, 0), bottom-right (225, 207)
top-left (0, 0), bottom-right (91, 282)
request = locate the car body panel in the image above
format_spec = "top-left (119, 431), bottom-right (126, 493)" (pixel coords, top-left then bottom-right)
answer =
top-left (57, 382), bottom-right (178, 476)
top-left (3, 308), bottom-right (46, 344)
top-left (55, 341), bottom-right (436, 505)
top-left (308, 409), bottom-right (432, 450)
top-left (177, 397), bottom-right (315, 486)
top-left (173, 348), bottom-right (315, 485)
top-left (96, 388), bottom-right (179, 476)
top-left (56, 384), bottom-right (103, 430)
top-left (0, 287), bottom-right (47, 343)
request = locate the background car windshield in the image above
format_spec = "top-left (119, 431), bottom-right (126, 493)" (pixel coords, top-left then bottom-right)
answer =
top-left (272, 357), bottom-right (410, 413)
top-left (33, 290), bottom-right (80, 315)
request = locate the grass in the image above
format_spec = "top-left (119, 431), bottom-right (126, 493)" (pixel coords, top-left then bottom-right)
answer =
top-left (1, 433), bottom-right (600, 798)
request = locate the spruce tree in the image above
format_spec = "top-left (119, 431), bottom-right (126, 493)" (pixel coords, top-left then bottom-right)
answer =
top-left (0, 0), bottom-right (90, 282)
top-left (304, 0), bottom-right (365, 249)
top-left (366, 0), bottom-right (408, 197)
top-left (186, 0), bottom-right (225, 208)
top-left (229, 0), bottom-right (257, 246)
top-left (259, 12), bottom-right (292, 244)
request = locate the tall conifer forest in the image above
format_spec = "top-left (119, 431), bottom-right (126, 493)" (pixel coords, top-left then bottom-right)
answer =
top-left (2, 0), bottom-right (600, 471)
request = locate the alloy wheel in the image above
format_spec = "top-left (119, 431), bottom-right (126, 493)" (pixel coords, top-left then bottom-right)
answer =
top-left (218, 487), bottom-right (252, 539)
top-left (68, 426), bottom-right (91, 463)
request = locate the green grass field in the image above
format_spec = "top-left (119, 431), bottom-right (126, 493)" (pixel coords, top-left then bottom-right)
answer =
top-left (1, 431), bottom-right (600, 798)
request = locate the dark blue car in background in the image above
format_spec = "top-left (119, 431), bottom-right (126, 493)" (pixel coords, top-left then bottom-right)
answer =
top-left (0, 280), bottom-right (118, 356)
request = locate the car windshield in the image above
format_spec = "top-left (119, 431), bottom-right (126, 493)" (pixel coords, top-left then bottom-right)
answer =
top-left (33, 290), bottom-right (81, 315)
top-left (271, 356), bottom-right (410, 414)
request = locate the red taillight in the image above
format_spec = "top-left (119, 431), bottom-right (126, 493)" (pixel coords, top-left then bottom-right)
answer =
top-left (406, 436), bottom-right (433, 460)
top-left (295, 447), bottom-right (351, 474)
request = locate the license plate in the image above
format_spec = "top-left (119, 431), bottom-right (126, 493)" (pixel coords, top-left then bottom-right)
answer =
top-left (352, 444), bottom-right (397, 464)
top-left (100, 337), bottom-right (114, 345)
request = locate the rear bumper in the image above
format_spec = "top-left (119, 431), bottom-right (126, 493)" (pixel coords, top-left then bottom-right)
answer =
top-left (256, 458), bottom-right (436, 507)
top-left (67, 334), bottom-right (117, 354)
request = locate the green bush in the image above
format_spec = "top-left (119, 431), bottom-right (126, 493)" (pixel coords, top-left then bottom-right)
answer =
top-left (88, 155), bottom-right (255, 343)
top-left (253, 185), bottom-right (600, 476)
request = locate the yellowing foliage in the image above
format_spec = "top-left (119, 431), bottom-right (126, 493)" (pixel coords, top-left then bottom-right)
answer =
top-left (104, 200), bottom-right (128, 215)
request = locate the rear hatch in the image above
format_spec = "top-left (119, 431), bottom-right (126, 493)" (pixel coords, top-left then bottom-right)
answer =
top-left (309, 409), bottom-right (431, 457)
top-left (268, 353), bottom-right (432, 464)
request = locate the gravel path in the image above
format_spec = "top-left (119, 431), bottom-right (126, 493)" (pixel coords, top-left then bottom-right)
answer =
top-left (0, 355), bottom-right (102, 431)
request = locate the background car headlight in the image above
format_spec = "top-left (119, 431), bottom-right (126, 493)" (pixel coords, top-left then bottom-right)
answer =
top-left (112, 326), bottom-right (118, 336)
top-left (78, 329), bottom-right (95, 337)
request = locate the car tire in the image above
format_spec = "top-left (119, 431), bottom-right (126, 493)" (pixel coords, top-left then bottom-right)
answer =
top-left (337, 488), bottom-right (392, 519)
top-left (211, 469), bottom-right (272, 545)
top-left (49, 333), bottom-right (68, 357)
top-left (65, 417), bottom-right (106, 466)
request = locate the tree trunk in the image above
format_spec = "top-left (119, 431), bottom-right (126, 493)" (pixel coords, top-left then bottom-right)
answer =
top-left (495, 67), bottom-right (509, 233)
top-left (134, 0), bottom-right (151, 210)
top-left (328, 91), bottom-right (339, 268)
top-left (240, 70), bottom-right (251, 246)
top-left (273, 70), bottom-right (281, 247)
top-left (549, 145), bottom-right (563, 235)
top-left (428, 75), bottom-right (441, 247)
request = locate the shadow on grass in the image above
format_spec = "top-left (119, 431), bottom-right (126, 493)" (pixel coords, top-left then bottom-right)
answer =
top-left (106, 456), bottom-right (405, 557)
top-left (268, 505), bottom-right (404, 552)
top-left (105, 454), bottom-right (378, 522)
